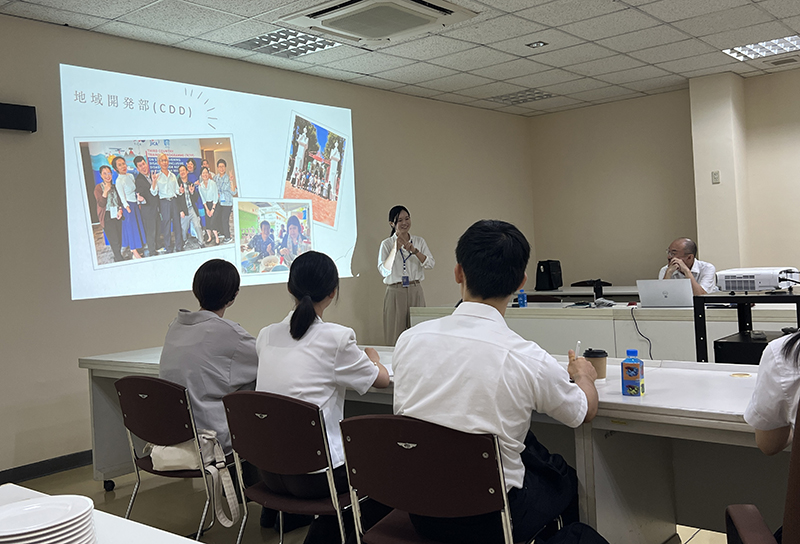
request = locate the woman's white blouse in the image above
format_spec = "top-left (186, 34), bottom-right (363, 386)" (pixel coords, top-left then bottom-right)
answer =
top-left (198, 179), bottom-right (219, 205)
top-left (745, 334), bottom-right (800, 430)
top-left (377, 235), bottom-right (435, 285)
top-left (255, 313), bottom-right (379, 468)
top-left (115, 173), bottom-right (138, 204)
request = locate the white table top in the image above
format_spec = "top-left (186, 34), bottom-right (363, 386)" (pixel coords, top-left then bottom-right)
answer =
top-left (0, 484), bottom-right (193, 543)
top-left (534, 285), bottom-right (639, 296)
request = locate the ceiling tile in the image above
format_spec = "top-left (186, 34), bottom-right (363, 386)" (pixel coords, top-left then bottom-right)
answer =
top-left (175, 38), bottom-right (257, 59)
top-left (428, 47), bottom-right (517, 71)
top-left (464, 99), bottom-right (507, 110)
top-left (597, 24), bottom-right (688, 53)
top-left (379, 35), bottom-right (476, 61)
top-left (701, 21), bottom-right (795, 49)
top-left (495, 104), bottom-right (539, 115)
top-left (323, 52), bottom-right (415, 74)
top-left (241, 51), bottom-right (311, 71)
top-left (433, 92), bottom-right (476, 104)
top-left (184, 0), bottom-right (295, 18)
top-left (490, 28), bottom-right (584, 57)
top-left (300, 65), bottom-right (363, 81)
top-left (538, 77), bottom-right (611, 94)
top-left (595, 65), bottom-right (672, 84)
top-left (787, 16), bottom-right (800, 34)
top-left (197, 19), bottom-right (279, 45)
top-left (517, 0), bottom-right (625, 27)
top-left (620, 0), bottom-right (661, 5)
top-left (442, 14), bottom-right (545, 45)
top-left (644, 82), bottom-right (690, 94)
top-left (374, 62), bottom-right (458, 84)
top-left (0, 2), bottom-right (109, 29)
top-left (393, 85), bottom-right (443, 98)
top-left (671, 5), bottom-right (773, 37)
top-left (470, 58), bottom-right (551, 80)
top-left (348, 75), bottom-right (407, 90)
top-left (118, 0), bottom-right (243, 37)
top-left (758, 0), bottom-right (800, 18)
top-left (419, 72), bottom-right (493, 92)
top-left (623, 74), bottom-right (688, 91)
top-left (568, 85), bottom-right (643, 101)
top-left (507, 68), bottom-right (582, 88)
top-left (567, 55), bottom-right (645, 77)
top-left (457, 81), bottom-right (528, 99)
top-left (629, 39), bottom-right (717, 64)
top-left (764, 62), bottom-right (800, 73)
top-left (93, 21), bottom-right (187, 46)
top-left (558, 9), bottom-right (660, 41)
top-left (22, 0), bottom-right (154, 19)
top-left (656, 51), bottom-right (738, 73)
top-left (527, 42), bottom-right (617, 67)
top-left (638, 0), bottom-right (751, 23)
top-left (473, 0), bottom-right (554, 13)
top-left (293, 45), bottom-right (367, 65)
top-left (592, 93), bottom-right (646, 104)
top-left (533, 95), bottom-right (585, 109)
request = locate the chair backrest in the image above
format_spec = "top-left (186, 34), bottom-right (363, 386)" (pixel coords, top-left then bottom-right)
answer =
top-left (782, 401), bottom-right (800, 543)
top-left (115, 376), bottom-right (195, 446)
top-left (223, 391), bottom-right (329, 475)
top-left (340, 414), bottom-right (507, 518)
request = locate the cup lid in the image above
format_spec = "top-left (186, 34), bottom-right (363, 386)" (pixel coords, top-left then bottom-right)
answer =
top-left (583, 348), bottom-right (608, 358)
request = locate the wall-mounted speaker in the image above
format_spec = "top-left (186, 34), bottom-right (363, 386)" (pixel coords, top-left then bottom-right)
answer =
top-left (0, 103), bottom-right (37, 133)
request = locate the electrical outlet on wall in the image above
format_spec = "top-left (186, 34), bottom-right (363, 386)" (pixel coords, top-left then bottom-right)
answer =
top-left (711, 171), bottom-right (720, 185)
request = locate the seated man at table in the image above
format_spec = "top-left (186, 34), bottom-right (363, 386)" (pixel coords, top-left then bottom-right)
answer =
top-left (658, 237), bottom-right (718, 295)
top-left (248, 220), bottom-right (275, 259)
top-left (392, 219), bottom-right (603, 544)
top-left (159, 259), bottom-right (257, 454)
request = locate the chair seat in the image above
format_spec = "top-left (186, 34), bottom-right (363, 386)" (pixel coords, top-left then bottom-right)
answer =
top-left (244, 481), bottom-right (351, 516)
top-left (363, 509), bottom-right (529, 544)
top-left (135, 455), bottom-right (205, 479)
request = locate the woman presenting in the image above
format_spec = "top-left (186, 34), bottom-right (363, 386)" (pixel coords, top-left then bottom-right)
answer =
top-left (378, 205), bottom-right (435, 345)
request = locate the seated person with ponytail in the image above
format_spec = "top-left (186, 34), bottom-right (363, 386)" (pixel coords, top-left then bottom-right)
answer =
top-left (255, 251), bottom-right (390, 544)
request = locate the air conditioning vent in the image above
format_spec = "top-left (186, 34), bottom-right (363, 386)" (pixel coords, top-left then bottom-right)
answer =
top-left (279, 0), bottom-right (476, 46)
top-left (766, 55), bottom-right (799, 66)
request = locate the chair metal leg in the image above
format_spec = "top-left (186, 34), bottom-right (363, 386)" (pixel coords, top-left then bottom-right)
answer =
top-left (234, 499), bottom-right (248, 544)
top-left (278, 511), bottom-right (284, 544)
top-left (233, 453), bottom-right (248, 544)
top-left (124, 474), bottom-right (140, 519)
top-left (195, 471), bottom-right (215, 539)
top-left (195, 497), bottom-right (211, 540)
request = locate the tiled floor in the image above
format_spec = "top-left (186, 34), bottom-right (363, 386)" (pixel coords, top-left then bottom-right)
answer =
top-left (21, 465), bottom-right (728, 543)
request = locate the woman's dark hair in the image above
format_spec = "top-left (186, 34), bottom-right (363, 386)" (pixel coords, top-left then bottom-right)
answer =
top-left (455, 220), bottom-right (530, 300)
top-left (111, 156), bottom-right (126, 172)
top-left (192, 259), bottom-right (240, 312)
top-left (187, 158), bottom-right (196, 169)
top-left (288, 251), bottom-right (339, 340)
top-left (217, 158), bottom-right (227, 167)
top-left (287, 214), bottom-right (302, 233)
top-left (98, 165), bottom-right (112, 175)
top-left (178, 164), bottom-right (188, 172)
top-left (388, 205), bottom-right (410, 236)
top-left (200, 166), bottom-right (211, 175)
top-left (782, 332), bottom-right (800, 366)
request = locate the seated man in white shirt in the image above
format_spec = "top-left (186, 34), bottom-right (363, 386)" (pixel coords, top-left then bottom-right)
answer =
top-left (658, 237), bottom-right (718, 295)
top-left (393, 220), bottom-right (602, 544)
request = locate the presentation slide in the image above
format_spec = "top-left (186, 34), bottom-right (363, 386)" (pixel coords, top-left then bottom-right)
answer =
top-left (60, 64), bottom-right (357, 300)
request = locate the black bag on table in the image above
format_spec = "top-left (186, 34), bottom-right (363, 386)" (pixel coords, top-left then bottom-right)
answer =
top-left (535, 260), bottom-right (563, 291)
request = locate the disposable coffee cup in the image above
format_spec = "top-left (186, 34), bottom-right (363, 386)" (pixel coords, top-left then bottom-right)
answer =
top-left (583, 348), bottom-right (608, 380)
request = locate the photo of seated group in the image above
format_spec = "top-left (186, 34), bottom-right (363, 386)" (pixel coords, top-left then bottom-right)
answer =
top-left (80, 137), bottom-right (238, 266)
top-left (236, 199), bottom-right (313, 275)
top-left (283, 113), bottom-right (346, 228)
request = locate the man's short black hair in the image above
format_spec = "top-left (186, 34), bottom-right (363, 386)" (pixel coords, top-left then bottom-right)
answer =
top-left (193, 259), bottom-right (240, 311)
top-left (259, 220), bottom-right (271, 231)
top-left (456, 220), bottom-right (530, 300)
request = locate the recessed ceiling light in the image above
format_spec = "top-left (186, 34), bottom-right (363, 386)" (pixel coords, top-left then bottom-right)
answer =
top-left (526, 41), bottom-right (548, 49)
top-left (723, 35), bottom-right (800, 61)
top-left (233, 28), bottom-right (340, 58)
top-left (489, 89), bottom-right (553, 106)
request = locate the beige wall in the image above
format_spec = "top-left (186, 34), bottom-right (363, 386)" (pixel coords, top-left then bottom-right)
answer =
top-left (743, 68), bottom-right (800, 268)
top-left (0, 15), bottom-right (535, 470)
top-left (528, 91), bottom-right (697, 287)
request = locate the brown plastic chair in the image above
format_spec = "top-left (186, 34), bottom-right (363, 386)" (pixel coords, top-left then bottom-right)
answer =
top-left (726, 401), bottom-right (800, 544)
top-left (223, 391), bottom-right (350, 544)
top-left (114, 376), bottom-right (217, 540)
top-left (340, 414), bottom-right (515, 544)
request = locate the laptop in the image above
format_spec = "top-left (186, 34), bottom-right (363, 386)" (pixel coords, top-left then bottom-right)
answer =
top-left (636, 279), bottom-right (694, 308)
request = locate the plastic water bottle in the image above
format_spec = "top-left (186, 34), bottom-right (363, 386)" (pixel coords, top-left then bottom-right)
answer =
top-left (621, 349), bottom-right (644, 396)
top-left (518, 289), bottom-right (527, 308)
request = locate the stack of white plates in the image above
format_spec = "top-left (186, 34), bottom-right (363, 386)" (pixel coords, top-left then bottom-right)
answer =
top-left (0, 495), bottom-right (95, 544)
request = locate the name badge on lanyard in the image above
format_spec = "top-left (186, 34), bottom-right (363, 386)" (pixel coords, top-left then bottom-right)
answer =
top-left (400, 247), bottom-right (411, 288)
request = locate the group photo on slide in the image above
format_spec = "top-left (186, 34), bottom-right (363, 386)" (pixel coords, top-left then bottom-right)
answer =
top-left (79, 137), bottom-right (239, 266)
top-left (283, 113), bottom-right (346, 228)
top-left (236, 200), bottom-right (313, 275)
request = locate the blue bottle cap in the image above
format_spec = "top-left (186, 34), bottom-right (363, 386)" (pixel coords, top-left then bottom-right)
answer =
top-left (520, 289), bottom-right (525, 293)
top-left (626, 349), bottom-right (638, 357)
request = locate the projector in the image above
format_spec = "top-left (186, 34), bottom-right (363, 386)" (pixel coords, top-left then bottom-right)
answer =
top-left (716, 267), bottom-right (799, 291)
